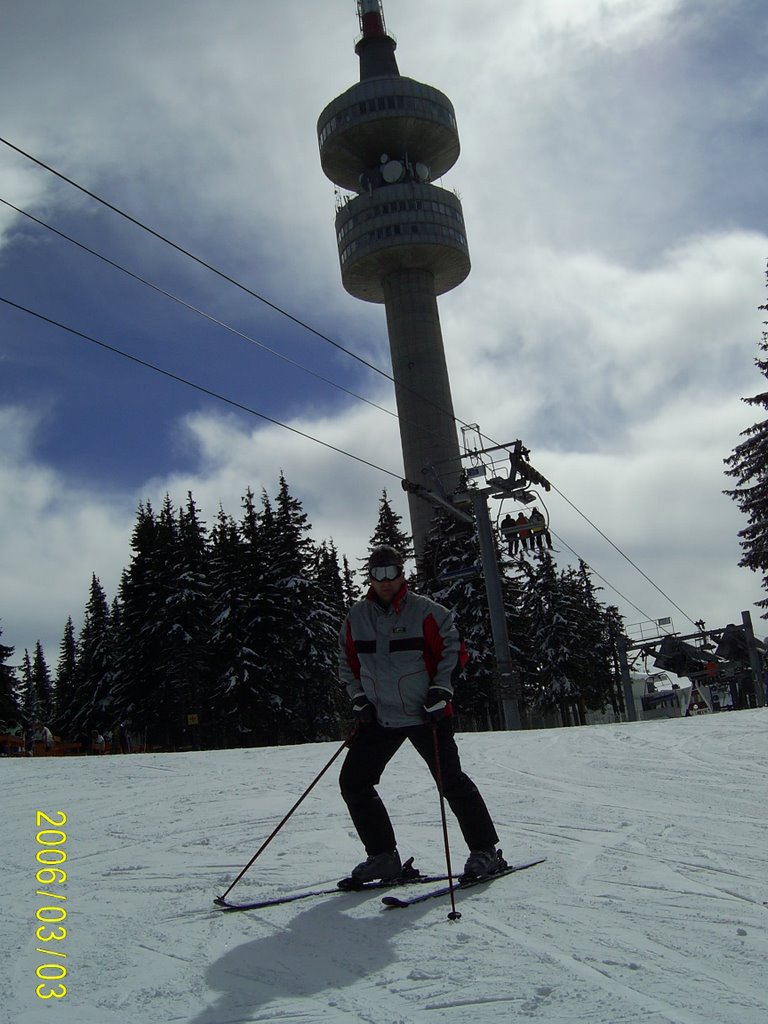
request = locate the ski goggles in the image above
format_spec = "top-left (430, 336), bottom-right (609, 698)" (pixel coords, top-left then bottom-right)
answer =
top-left (369, 564), bottom-right (403, 581)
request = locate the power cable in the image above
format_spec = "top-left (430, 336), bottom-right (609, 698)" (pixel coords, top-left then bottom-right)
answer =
top-left (0, 295), bottom-right (404, 482)
top-left (0, 196), bottom-right (399, 421)
top-left (0, 195), bottom-right (465, 457)
top-left (0, 136), bottom-right (468, 460)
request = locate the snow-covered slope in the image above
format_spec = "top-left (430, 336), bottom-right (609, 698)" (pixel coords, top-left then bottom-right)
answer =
top-left (6, 710), bottom-right (767, 1023)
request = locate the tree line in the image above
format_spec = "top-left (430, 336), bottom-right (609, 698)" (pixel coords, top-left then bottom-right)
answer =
top-left (1, 479), bottom-right (630, 748)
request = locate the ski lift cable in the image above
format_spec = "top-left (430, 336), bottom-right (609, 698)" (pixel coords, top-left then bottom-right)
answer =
top-left (0, 295), bottom-right (405, 482)
top-left (492, 496), bottom-right (654, 621)
top-left (547, 529), bottom-right (656, 621)
top-left (472, 429), bottom-right (699, 628)
top-left (549, 484), bottom-right (698, 628)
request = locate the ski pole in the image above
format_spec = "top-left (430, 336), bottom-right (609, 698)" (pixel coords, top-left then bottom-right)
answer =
top-left (431, 722), bottom-right (461, 921)
top-left (215, 728), bottom-right (356, 904)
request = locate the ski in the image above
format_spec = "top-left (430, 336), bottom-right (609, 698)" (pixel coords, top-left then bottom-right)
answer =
top-left (381, 856), bottom-right (546, 909)
top-left (214, 857), bottom-right (448, 912)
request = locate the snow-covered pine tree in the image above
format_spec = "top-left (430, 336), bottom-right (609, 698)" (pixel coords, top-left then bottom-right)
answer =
top-left (70, 575), bottom-right (114, 737)
top-left (157, 493), bottom-right (213, 749)
top-left (313, 539), bottom-right (351, 727)
top-left (112, 501), bottom-right (169, 747)
top-left (31, 640), bottom-right (54, 725)
top-left (499, 559), bottom-right (536, 725)
top-left (360, 490), bottom-right (414, 581)
top-left (268, 474), bottom-right (341, 742)
top-left (341, 554), bottom-right (360, 607)
top-left (603, 603), bottom-right (627, 718)
top-left (420, 506), bottom-right (515, 729)
top-left (122, 494), bottom-right (212, 749)
top-left (19, 649), bottom-right (37, 726)
top-left (520, 553), bottom-right (582, 725)
top-left (54, 617), bottom-right (77, 735)
top-left (207, 492), bottom-right (277, 747)
top-left (568, 561), bottom-right (625, 716)
top-left (377, 489), bottom-right (413, 553)
top-left (0, 623), bottom-right (20, 729)
top-left (724, 267), bottom-right (768, 618)
top-left (315, 541), bottom-right (346, 619)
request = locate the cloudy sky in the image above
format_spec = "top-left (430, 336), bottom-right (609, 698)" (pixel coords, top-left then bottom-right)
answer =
top-left (1, 0), bottom-right (767, 668)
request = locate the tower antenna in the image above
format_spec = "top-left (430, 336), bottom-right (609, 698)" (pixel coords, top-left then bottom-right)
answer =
top-left (357, 0), bottom-right (389, 38)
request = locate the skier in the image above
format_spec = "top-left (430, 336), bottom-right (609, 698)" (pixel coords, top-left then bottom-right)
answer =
top-left (500, 513), bottom-right (519, 556)
top-left (528, 507), bottom-right (552, 550)
top-left (338, 545), bottom-right (506, 885)
top-left (514, 511), bottom-right (531, 553)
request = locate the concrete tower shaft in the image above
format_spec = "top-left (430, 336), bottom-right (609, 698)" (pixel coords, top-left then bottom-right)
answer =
top-left (382, 268), bottom-right (464, 550)
top-left (317, 2), bottom-right (469, 558)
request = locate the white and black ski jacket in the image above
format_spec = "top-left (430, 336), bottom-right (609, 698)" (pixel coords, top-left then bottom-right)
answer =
top-left (339, 583), bottom-right (466, 729)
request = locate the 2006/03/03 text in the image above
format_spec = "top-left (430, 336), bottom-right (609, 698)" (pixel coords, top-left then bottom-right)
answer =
top-left (34, 811), bottom-right (69, 1001)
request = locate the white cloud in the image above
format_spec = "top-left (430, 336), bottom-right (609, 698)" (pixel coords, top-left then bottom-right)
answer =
top-left (0, 408), bottom-right (134, 662)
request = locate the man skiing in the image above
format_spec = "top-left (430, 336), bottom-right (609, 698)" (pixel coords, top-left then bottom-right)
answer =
top-left (338, 545), bottom-right (505, 885)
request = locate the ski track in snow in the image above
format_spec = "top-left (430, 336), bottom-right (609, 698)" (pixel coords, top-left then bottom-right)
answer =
top-left (5, 710), bottom-right (767, 1023)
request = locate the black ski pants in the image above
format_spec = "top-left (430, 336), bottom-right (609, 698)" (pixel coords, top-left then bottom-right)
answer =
top-left (339, 718), bottom-right (499, 856)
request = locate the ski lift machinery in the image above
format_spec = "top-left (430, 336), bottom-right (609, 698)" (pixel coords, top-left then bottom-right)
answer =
top-left (460, 426), bottom-right (552, 541)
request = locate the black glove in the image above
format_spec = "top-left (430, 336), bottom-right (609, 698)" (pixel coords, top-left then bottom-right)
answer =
top-left (423, 687), bottom-right (452, 723)
top-left (351, 696), bottom-right (375, 725)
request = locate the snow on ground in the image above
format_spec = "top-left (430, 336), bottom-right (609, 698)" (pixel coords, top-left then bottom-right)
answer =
top-left (5, 709), bottom-right (767, 1024)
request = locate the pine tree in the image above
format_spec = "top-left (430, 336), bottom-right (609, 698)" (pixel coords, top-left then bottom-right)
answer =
top-left (341, 554), bottom-right (360, 607)
top-left (208, 490), bottom-right (279, 746)
top-left (0, 623), bottom-right (20, 728)
top-left (31, 641), bottom-right (54, 725)
top-left (112, 501), bottom-right (167, 746)
top-left (160, 493), bottom-right (213, 748)
top-left (521, 554), bottom-right (581, 725)
top-left (54, 618), bottom-right (77, 734)
top-left (724, 266), bottom-right (768, 618)
top-left (268, 474), bottom-right (341, 742)
top-left (315, 541), bottom-right (347, 620)
top-left (112, 496), bottom-right (213, 748)
top-left (556, 562), bottom-right (610, 720)
top-left (71, 575), bottom-right (114, 736)
top-left (420, 507), bottom-right (519, 729)
top-left (518, 556), bottom-right (624, 725)
top-left (603, 604), bottom-right (627, 717)
top-left (360, 490), bottom-right (414, 581)
top-left (208, 504), bottom-right (249, 746)
top-left (313, 540), bottom-right (352, 728)
top-left (19, 650), bottom-right (37, 725)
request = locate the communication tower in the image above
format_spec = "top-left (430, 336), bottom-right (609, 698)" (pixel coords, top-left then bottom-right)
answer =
top-left (317, 0), bottom-right (470, 556)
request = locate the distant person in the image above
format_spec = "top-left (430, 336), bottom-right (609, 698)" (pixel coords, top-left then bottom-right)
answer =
top-left (500, 513), bottom-right (518, 556)
top-left (337, 545), bottom-right (506, 885)
top-left (91, 730), bottom-right (105, 755)
top-left (112, 722), bottom-right (131, 753)
top-left (120, 723), bottom-right (132, 754)
top-left (33, 721), bottom-right (54, 755)
top-left (515, 512), bottom-right (531, 553)
top-left (528, 508), bottom-right (552, 550)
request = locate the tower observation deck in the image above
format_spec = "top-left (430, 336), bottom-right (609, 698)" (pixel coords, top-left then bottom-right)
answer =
top-left (317, 0), bottom-right (470, 558)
